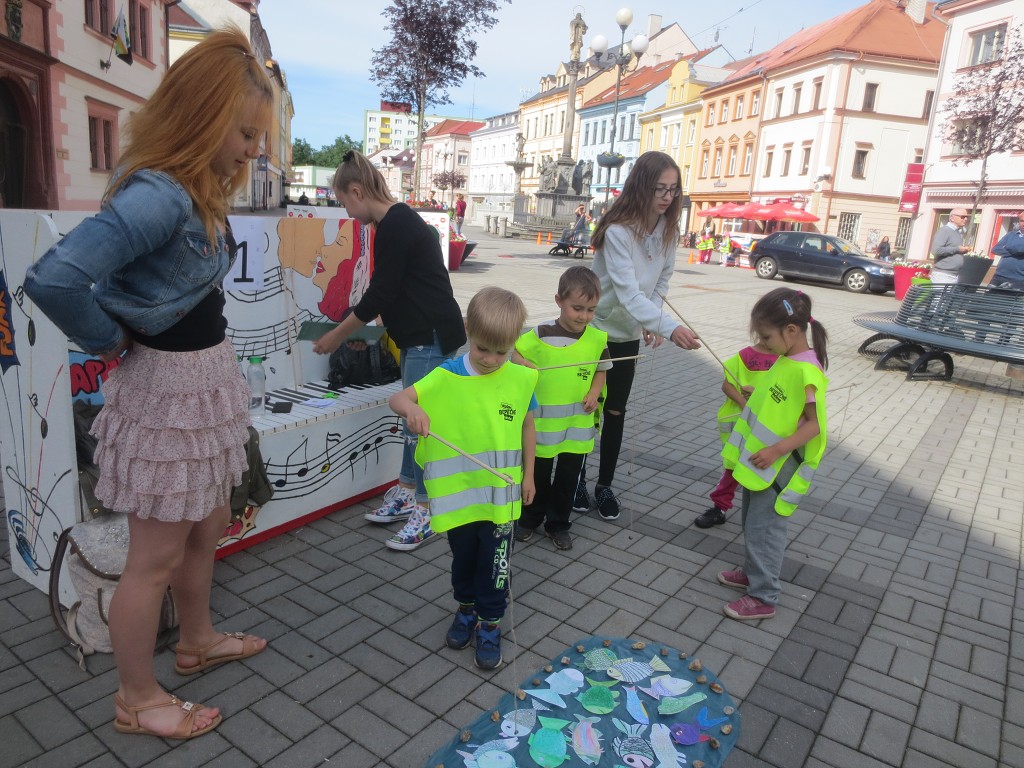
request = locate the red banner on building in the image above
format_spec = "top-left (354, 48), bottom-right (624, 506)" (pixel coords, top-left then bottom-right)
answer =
top-left (898, 163), bottom-right (925, 214)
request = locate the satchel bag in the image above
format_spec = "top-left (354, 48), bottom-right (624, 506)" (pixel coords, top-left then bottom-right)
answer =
top-left (49, 513), bottom-right (178, 670)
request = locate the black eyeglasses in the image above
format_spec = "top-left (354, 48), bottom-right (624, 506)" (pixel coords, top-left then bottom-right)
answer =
top-left (653, 186), bottom-right (681, 198)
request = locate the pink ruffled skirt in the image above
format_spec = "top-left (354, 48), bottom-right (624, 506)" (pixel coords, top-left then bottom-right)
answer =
top-left (92, 338), bottom-right (250, 522)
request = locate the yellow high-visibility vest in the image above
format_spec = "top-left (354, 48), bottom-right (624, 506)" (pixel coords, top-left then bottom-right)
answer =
top-left (414, 362), bottom-right (539, 532)
top-left (722, 356), bottom-right (828, 516)
top-left (515, 325), bottom-right (608, 458)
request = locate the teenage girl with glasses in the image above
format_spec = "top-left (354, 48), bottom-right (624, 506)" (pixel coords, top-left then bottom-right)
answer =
top-left (578, 151), bottom-right (701, 520)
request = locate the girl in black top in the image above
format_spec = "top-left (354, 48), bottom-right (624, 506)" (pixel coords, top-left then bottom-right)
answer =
top-left (314, 151), bottom-right (466, 551)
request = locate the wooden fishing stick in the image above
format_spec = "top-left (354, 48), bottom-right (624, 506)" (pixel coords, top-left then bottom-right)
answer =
top-left (536, 354), bottom-right (642, 371)
top-left (656, 290), bottom-right (744, 389)
top-left (428, 432), bottom-right (515, 485)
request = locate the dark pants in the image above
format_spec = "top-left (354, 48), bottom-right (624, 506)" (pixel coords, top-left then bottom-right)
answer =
top-left (521, 452), bottom-right (586, 533)
top-left (447, 521), bottom-right (512, 622)
top-left (597, 339), bottom-right (641, 487)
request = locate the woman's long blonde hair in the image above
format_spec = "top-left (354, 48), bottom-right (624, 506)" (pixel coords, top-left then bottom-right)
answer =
top-left (109, 26), bottom-right (274, 241)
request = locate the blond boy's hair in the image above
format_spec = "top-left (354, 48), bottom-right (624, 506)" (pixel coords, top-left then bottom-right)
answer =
top-left (466, 286), bottom-right (527, 349)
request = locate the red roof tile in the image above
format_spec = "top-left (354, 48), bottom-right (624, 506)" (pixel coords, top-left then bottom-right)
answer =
top-left (424, 119), bottom-right (487, 137)
top-left (583, 59), bottom-right (679, 109)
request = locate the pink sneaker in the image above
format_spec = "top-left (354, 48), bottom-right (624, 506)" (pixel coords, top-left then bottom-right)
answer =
top-left (717, 569), bottom-right (750, 590)
top-left (724, 595), bottom-right (775, 621)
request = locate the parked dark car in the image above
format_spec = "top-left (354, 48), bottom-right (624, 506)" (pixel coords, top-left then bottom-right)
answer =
top-left (750, 231), bottom-right (895, 293)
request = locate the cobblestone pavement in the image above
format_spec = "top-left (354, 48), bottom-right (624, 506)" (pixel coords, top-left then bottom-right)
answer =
top-left (2, 226), bottom-right (1022, 767)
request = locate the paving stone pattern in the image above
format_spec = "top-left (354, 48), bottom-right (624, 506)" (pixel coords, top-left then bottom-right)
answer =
top-left (2, 229), bottom-right (1022, 767)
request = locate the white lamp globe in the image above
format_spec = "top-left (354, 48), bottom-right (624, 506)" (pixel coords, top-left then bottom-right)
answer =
top-left (631, 34), bottom-right (649, 54)
top-left (616, 7), bottom-right (634, 28)
top-left (590, 34), bottom-right (608, 54)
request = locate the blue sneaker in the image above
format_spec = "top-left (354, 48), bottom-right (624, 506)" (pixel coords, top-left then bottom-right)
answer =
top-left (365, 485), bottom-right (415, 523)
top-left (446, 607), bottom-right (476, 649)
top-left (475, 622), bottom-right (502, 669)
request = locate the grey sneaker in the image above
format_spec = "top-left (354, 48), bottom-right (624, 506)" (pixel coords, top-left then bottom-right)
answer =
top-left (548, 529), bottom-right (573, 550)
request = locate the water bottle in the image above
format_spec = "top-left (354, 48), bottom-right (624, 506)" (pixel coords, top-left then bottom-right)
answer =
top-left (246, 356), bottom-right (266, 417)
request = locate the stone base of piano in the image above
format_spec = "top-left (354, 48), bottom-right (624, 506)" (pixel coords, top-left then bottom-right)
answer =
top-left (215, 379), bottom-right (406, 557)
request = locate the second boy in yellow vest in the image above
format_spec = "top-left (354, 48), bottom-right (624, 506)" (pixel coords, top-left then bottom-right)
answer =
top-left (513, 266), bottom-right (610, 550)
top-left (389, 287), bottom-right (539, 669)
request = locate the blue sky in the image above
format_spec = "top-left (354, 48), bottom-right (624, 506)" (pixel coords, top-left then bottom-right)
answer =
top-left (259, 0), bottom-right (865, 150)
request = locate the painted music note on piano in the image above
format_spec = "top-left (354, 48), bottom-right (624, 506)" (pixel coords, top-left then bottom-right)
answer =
top-left (263, 415), bottom-right (402, 501)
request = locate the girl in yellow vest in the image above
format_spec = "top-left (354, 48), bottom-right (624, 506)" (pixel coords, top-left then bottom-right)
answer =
top-left (388, 287), bottom-right (539, 669)
top-left (693, 341), bottom-right (778, 529)
top-left (719, 288), bottom-right (829, 621)
top-left (512, 266), bottom-right (611, 551)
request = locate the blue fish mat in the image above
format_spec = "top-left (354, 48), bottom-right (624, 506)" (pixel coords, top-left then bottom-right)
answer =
top-left (425, 635), bottom-right (740, 767)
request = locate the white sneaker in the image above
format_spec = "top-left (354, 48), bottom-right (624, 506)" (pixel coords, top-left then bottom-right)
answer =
top-left (365, 485), bottom-right (416, 523)
top-left (385, 506), bottom-right (436, 551)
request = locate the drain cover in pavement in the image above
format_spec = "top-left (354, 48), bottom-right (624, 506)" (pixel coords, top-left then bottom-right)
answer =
top-left (425, 635), bottom-right (740, 767)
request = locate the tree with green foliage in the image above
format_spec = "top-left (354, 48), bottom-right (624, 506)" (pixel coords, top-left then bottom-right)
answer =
top-left (291, 135), bottom-right (363, 168)
top-left (292, 138), bottom-right (315, 166)
top-left (370, 0), bottom-right (510, 198)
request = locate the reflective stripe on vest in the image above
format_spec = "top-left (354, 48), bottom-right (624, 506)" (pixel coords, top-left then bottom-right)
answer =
top-left (537, 403), bottom-right (588, 420)
top-left (423, 450), bottom-right (524, 481)
top-left (429, 483), bottom-right (523, 516)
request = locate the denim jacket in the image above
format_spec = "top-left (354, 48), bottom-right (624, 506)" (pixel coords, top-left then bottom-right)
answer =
top-left (24, 169), bottom-right (232, 355)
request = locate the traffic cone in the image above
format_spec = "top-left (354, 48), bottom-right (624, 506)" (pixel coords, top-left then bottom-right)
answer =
top-left (688, 251), bottom-right (695, 264)
top-left (536, 232), bottom-right (542, 245)
top-left (547, 232), bottom-right (553, 244)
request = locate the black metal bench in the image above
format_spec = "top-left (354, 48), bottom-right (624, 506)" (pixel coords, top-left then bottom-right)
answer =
top-left (853, 284), bottom-right (1024, 380)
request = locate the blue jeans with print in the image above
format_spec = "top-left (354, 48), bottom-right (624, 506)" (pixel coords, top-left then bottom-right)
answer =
top-left (399, 334), bottom-right (448, 503)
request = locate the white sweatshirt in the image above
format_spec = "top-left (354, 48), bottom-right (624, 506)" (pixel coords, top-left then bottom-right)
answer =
top-left (592, 218), bottom-right (680, 343)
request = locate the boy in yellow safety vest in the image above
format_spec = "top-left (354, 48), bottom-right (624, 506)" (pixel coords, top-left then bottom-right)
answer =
top-left (388, 287), bottom-right (539, 669)
top-left (512, 266), bottom-right (611, 551)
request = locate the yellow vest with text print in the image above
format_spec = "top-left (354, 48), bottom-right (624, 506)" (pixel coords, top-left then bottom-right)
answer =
top-left (515, 325), bottom-right (608, 458)
top-left (414, 363), bottom-right (539, 532)
top-left (722, 355), bottom-right (828, 515)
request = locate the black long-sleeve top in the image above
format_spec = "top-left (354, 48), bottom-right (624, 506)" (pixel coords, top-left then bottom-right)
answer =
top-left (352, 203), bottom-right (466, 354)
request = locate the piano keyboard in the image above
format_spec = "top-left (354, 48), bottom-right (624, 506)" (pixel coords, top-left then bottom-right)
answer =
top-left (253, 379), bottom-right (404, 434)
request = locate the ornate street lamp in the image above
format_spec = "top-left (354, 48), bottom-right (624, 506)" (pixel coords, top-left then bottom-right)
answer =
top-left (590, 8), bottom-right (649, 207)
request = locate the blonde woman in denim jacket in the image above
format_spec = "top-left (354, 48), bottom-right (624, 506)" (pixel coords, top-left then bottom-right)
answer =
top-left (24, 28), bottom-right (272, 740)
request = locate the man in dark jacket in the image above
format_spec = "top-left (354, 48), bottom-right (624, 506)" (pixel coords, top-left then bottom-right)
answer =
top-left (992, 212), bottom-right (1024, 289)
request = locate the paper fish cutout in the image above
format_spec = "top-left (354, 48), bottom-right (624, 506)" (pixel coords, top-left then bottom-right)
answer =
top-left (529, 716), bottom-right (572, 767)
top-left (579, 647), bottom-right (619, 672)
top-left (650, 723), bottom-right (687, 767)
top-left (657, 692), bottom-right (708, 716)
top-left (612, 717), bottom-right (655, 764)
top-left (501, 701), bottom-right (550, 737)
top-left (637, 674), bottom-right (694, 700)
top-left (607, 654), bottom-right (672, 683)
top-left (457, 737), bottom-right (520, 768)
top-left (625, 685), bottom-right (649, 725)
top-left (576, 678), bottom-right (619, 714)
top-left (570, 714), bottom-right (604, 765)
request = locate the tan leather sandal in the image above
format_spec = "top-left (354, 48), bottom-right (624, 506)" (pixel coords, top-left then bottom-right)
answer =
top-left (113, 693), bottom-right (221, 739)
top-left (174, 631), bottom-right (265, 675)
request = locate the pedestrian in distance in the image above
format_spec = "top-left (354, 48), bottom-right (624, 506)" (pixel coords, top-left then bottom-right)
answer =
top-left (719, 287), bottom-right (829, 621)
top-left (697, 232), bottom-right (715, 264)
top-left (24, 26), bottom-right (273, 739)
top-left (388, 286), bottom-right (539, 669)
top-left (876, 235), bottom-right (891, 261)
top-left (693, 341), bottom-right (778, 529)
top-left (577, 151), bottom-right (701, 520)
top-left (991, 211), bottom-right (1024, 290)
top-left (313, 150), bottom-right (466, 551)
top-left (513, 266), bottom-right (611, 550)
top-left (454, 192), bottom-right (467, 235)
top-left (930, 208), bottom-right (972, 284)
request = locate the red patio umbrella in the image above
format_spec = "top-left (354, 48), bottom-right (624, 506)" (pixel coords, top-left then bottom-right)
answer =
top-left (700, 202), bottom-right (748, 218)
top-left (739, 202), bottom-right (820, 223)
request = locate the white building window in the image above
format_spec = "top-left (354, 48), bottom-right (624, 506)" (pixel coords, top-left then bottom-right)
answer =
top-left (967, 24), bottom-right (1007, 66)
